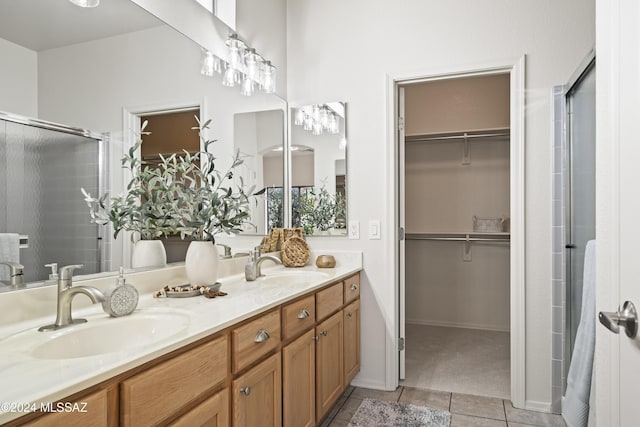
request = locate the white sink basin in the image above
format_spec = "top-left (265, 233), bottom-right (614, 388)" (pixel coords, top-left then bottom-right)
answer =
top-left (1, 310), bottom-right (190, 360)
top-left (255, 270), bottom-right (331, 286)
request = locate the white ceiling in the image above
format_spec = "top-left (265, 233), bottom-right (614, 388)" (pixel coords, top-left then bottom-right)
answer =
top-left (0, 0), bottom-right (164, 51)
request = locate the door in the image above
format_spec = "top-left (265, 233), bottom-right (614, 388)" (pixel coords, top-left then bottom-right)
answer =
top-left (283, 330), bottom-right (315, 427)
top-left (232, 353), bottom-right (282, 427)
top-left (595, 0), bottom-right (640, 425)
top-left (315, 311), bottom-right (344, 421)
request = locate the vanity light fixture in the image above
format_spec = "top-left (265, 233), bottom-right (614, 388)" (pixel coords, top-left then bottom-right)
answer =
top-left (200, 34), bottom-right (276, 96)
top-left (294, 105), bottom-right (341, 136)
top-left (69, 0), bottom-right (99, 7)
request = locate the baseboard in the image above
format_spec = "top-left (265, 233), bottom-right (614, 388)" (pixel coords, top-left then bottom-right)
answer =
top-left (406, 318), bottom-right (510, 333)
top-left (524, 400), bottom-right (553, 413)
top-left (350, 377), bottom-right (391, 391)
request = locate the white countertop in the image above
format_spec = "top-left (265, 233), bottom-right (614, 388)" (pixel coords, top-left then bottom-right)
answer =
top-left (0, 252), bottom-right (362, 424)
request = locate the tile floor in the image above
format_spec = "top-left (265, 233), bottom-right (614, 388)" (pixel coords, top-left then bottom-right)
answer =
top-left (321, 386), bottom-right (566, 427)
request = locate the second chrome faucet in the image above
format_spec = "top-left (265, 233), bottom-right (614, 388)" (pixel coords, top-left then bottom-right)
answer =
top-left (245, 247), bottom-right (282, 281)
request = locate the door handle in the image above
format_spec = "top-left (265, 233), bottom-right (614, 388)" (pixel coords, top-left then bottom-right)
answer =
top-left (599, 301), bottom-right (638, 338)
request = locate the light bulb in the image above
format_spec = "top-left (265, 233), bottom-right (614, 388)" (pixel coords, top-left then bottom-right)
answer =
top-left (241, 76), bottom-right (255, 96)
top-left (200, 48), bottom-right (215, 76)
top-left (225, 34), bottom-right (246, 70)
top-left (328, 114), bottom-right (339, 134)
top-left (222, 67), bottom-right (238, 87)
top-left (244, 48), bottom-right (261, 81)
top-left (294, 109), bottom-right (305, 126)
top-left (262, 60), bottom-right (276, 93)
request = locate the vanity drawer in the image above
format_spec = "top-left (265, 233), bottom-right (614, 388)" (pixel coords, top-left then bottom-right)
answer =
top-left (121, 335), bottom-right (228, 427)
top-left (282, 295), bottom-right (316, 340)
top-left (232, 309), bottom-right (281, 373)
top-left (344, 273), bottom-right (361, 304)
top-left (316, 282), bottom-right (344, 321)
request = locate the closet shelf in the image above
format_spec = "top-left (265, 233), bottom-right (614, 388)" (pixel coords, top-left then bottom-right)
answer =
top-left (406, 232), bottom-right (510, 243)
top-left (404, 128), bottom-right (510, 143)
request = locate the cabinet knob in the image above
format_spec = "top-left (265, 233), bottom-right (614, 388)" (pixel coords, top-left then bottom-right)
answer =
top-left (347, 312), bottom-right (353, 318)
top-left (254, 329), bottom-right (270, 343)
top-left (351, 283), bottom-right (358, 291)
top-left (321, 330), bottom-right (328, 336)
top-left (298, 309), bottom-right (310, 319)
top-left (240, 387), bottom-right (251, 396)
top-left (312, 335), bottom-right (319, 341)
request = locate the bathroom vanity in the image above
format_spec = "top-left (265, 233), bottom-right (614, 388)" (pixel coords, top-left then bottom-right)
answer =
top-left (0, 253), bottom-right (361, 426)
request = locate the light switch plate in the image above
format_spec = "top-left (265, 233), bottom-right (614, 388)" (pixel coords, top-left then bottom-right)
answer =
top-left (348, 220), bottom-right (360, 240)
top-left (368, 220), bottom-right (381, 239)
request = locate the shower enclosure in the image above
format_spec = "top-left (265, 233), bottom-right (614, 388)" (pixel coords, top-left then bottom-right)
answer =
top-left (0, 112), bottom-right (104, 283)
top-left (564, 58), bottom-right (596, 365)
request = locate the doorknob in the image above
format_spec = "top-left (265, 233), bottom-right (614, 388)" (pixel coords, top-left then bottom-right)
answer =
top-left (599, 301), bottom-right (638, 338)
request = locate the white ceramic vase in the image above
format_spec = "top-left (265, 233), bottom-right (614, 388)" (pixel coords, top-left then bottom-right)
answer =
top-left (185, 241), bottom-right (219, 286)
top-left (131, 240), bottom-right (167, 268)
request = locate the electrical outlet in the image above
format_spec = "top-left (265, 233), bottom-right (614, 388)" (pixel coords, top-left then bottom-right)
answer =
top-left (368, 220), bottom-right (381, 239)
top-left (348, 220), bottom-right (360, 240)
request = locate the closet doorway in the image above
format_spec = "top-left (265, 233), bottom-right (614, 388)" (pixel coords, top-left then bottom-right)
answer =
top-left (394, 62), bottom-right (525, 405)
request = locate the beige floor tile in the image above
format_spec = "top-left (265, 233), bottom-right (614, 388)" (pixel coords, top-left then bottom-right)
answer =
top-left (399, 387), bottom-right (451, 411)
top-left (328, 418), bottom-right (351, 427)
top-left (334, 397), bottom-right (364, 422)
top-left (451, 393), bottom-right (505, 420)
top-left (504, 401), bottom-right (566, 426)
top-left (450, 413), bottom-right (507, 427)
top-left (351, 386), bottom-right (402, 402)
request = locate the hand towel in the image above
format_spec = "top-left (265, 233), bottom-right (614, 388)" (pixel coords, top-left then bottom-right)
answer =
top-left (562, 240), bottom-right (596, 427)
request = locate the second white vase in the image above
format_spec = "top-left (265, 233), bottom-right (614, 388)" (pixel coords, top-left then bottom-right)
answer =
top-left (131, 240), bottom-right (167, 269)
top-left (185, 241), bottom-right (219, 286)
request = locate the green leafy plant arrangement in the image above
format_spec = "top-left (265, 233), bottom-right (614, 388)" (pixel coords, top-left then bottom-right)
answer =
top-left (82, 118), bottom-right (255, 242)
top-left (298, 184), bottom-right (342, 233)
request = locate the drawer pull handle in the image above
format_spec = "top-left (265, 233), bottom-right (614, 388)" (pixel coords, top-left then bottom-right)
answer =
top-left (298, 309), bottom-right (310, 319)
top-left (312, 335), bottom-right (319, 341)
top-left (347, 312), bottom-right (353, 318)
top-left (321, 330), bottom-right (328, 336)
top-left (254, 329), bottom-right (270, 343)
top-left (240, 387), bottom-right (251, 396)
top-left (351, 283), bottom-right (358, 291)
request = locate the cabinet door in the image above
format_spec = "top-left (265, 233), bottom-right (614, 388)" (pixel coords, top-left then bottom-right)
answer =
top-left (343, 299), bottom-right (361, 385)
top-left (315, 311), bottom-right (344, 422)
top-left (169, 388), bottom-right (229, 427)
top-left (23, 389), bottom-right (110, 427)
top-left (232, 353), bottom-right (282, 427)
top-left (283, 329), bottom-right (315, 427)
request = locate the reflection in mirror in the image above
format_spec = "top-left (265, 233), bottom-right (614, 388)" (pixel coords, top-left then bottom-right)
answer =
top-left (234, 110), bottom-right (285, 235)
top-left (0, 0), bottom-right (286, 291)
top-left (290, 102), bottom-right (347, 236)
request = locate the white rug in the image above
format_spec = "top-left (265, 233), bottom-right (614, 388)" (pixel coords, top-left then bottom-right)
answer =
top-left (349, 398), bottom-right (450, 427)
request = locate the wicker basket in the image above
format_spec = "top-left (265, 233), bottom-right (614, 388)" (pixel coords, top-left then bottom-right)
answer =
top-left (281, 236), bottom-right (310, 267)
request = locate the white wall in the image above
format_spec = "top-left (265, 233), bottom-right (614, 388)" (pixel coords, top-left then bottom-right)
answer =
top-left (0, 38), bottom-right (37, 117)
top-left (287, 0), bottom-right (594, 408)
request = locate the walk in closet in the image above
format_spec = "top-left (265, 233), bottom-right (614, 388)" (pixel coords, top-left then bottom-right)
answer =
top-left (401, 74), bottom-right (511, 399)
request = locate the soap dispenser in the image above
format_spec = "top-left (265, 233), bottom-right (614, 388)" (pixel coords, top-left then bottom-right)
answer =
top-left (102, 267), bottom-right (139, 317)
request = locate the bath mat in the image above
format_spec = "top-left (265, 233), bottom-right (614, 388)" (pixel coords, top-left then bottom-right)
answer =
top-left (348, 398), bottom-right (450, 427)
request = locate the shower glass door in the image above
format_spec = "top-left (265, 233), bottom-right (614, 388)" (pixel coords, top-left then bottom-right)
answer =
top-left (565, 59), bottom-right (596, 360)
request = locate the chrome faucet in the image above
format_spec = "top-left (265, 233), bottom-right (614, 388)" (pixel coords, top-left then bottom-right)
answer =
top-left (39, 264), bottom-right (105, 331)
top-left (0, 261), bottom-right (24, 286)
top-left (245, 247), bottom-right (282, 281)
top-left (217, 243), bottom-right (232, 259)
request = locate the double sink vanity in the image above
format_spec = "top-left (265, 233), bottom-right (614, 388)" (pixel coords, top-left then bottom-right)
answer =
top-left (0, 251), bottom-right (362, 426)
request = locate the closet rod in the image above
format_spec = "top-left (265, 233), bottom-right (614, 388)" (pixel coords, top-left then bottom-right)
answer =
top-left (405, 131), bottom-right (509, 143)
top-left (406, 236), bottom-right (509, 243)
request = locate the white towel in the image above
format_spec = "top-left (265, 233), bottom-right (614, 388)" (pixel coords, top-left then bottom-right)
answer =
top-left (562, 240), bottom-right (596, 427)
top-left (0, 233), bottom-right (20, 281)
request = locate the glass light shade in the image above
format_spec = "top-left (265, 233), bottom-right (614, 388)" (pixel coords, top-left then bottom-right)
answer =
top-left (262, 61), bottom-right (276, 93)
top-left (328, 114), bottom-right (339, 134)
top-left (303, 115), bottom-right (313, 131)
top-left (200, 48), bottom-right (215, 76)
top-left (320, 107), bottom-right (330, 129)
top-left (244, 49), bottom-right (261, 81)
top-left (69, 0), bottom-right (99, 7)
top-left (312, 121), bottom-right (323, 136)
top-left (240, 76), bottom-right (255, 96)
top-left (225, 34), bottom-right (246, 70)
top-left (222, 67), bottom-right (239, 87)
top-left (294, 109), bottom-right (305, 126)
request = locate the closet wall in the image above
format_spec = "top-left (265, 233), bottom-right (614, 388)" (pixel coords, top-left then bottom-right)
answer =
top-left (404, 74), bottom-right (511, 332)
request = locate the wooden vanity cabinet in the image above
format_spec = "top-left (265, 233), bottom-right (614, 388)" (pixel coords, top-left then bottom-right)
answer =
top-left (232, 353), bottom-right (282, 427)
top-left (22, 388), bottom-right (112, 427)
top-left (343, 299), bottom-right (361, 385)
top-left (315, 311), bottom-right (344, 422)
top-left (168, 388), bottom-right (229, 427)
top-left (282, 329), bottom-right (316, 427)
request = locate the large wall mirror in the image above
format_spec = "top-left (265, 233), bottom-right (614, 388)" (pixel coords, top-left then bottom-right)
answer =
top-left (0, 0), bottom-right (285, 290)
top-left (289, 102), bottom-right (347, 236)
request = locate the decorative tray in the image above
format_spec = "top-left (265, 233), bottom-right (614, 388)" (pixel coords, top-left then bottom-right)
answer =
top-left (154, 282), bottom-right (224, 299)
